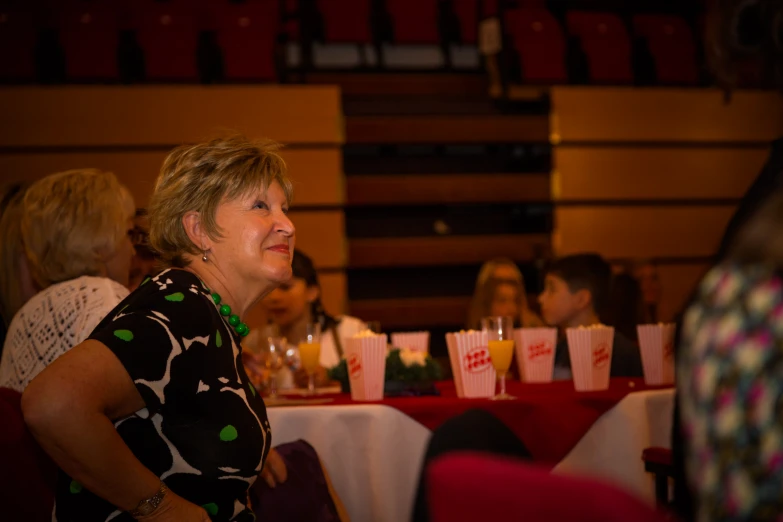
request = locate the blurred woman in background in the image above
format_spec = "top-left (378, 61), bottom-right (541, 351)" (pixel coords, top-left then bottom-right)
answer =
top-left (0, 170), bottom-right (134, 391)
top-left (466, 258), bottom-right (544, 330)
top-left (0, 184), bottom-right (37, 350)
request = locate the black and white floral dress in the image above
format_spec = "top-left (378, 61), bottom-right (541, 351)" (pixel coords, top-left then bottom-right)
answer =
top-left (53, 269), bottom-right (271, 521)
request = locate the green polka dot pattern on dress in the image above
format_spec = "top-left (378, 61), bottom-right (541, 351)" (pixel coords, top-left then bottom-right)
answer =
top-left (202, 503), bottom-right (219, 516)
top-left (219, 425), bottom-right (238, 442)
top-left (216, 330), bottom-right (222, 348)
top-left (165, 292), bottom-right (185, 302)
top-left (69, 480), bottom-right (83, 494)
top-left (113, 329), bottom-right (134, 342)
top-left (249, 382), bottom-right (256, 397)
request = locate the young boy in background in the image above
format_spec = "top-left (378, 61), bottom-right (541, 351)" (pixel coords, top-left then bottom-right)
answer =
top-left (538, 253), bottom-right (643, 380)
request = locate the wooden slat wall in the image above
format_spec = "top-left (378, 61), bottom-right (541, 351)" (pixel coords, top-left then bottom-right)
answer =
top-left (0, 86), bottom-right (348, 317)
top-left (551, 87), bottom-right (783, 320)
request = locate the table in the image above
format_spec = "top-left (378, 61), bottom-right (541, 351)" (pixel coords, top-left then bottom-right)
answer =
top-left (267, 380), bottom-right (674, 522)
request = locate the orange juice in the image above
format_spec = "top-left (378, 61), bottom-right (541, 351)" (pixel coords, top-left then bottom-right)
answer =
top-left (487, 340), bottom-right (514, 373)
top-left (299, 342), bottom-right (321, 373)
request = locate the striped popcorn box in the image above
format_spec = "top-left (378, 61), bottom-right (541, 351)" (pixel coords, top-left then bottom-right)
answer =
top-left (344, 334), bottom-right (388, 401)
top-left (391, 331), bottom-right (430, 354)
top-left (566, 326), bottom-right (614, 392)
top-left (446, 330), bottom-right (496, 398)
top-left (637, 323), bottom-right (676, 386)
top-left (514, 327), bottom-right (557, 383)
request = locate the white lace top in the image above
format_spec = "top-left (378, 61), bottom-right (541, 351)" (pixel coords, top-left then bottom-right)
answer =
top-left (0, 275), bottom-right (129, 392)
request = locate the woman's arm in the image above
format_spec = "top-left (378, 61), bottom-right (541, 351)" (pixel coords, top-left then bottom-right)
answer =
top-left (22, 340), bottom-right (207, 520)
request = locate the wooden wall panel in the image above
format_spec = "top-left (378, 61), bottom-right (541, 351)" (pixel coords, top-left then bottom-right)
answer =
top-left (551, 88), bottom-right (783, 143)
top-left (554, 147), bottom-right (766, 201)
top-left (290, 210), bottom-right (345, 270)
top-left (346, 173), bottom-right (550, 205)
top-left (554, 206), bottom-right (736, 259)
top-left (318, 271), bottom-right (347, 316)
top-left (349, 296), bottom-right (470, 329)
top-left (349, 234), bottom-right (551, 268)
top-left (0, 86), bottom-right (343, 147)
top-left (655, 263), bottom-right (711, 322)
top-left (0, 148), bottom-right (342, 208)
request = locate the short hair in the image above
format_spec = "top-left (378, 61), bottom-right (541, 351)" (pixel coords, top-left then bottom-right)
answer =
top-left (545, 253), bottom-right (612, 320)
top-left (0, 184), bottom-right (29, 324)
top-left (148, 134), bottom-right (293, 268)
top-left (22, 169), bottom-right (135, 289)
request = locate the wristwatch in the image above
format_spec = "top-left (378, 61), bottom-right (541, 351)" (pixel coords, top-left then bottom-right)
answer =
top-left (129, 482), bottom-right (168, 518)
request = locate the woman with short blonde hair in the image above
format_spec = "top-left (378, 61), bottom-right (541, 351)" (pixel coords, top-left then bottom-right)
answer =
top-left (0, 169), bottom-right (135, 392)
top-left (23, 135), bottom-right (295, 521)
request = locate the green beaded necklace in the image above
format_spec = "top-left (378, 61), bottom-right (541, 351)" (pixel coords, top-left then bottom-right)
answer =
top-left (210, 292), bottom-right (250, 337)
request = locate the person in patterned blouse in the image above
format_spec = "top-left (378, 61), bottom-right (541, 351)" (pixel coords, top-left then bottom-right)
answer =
top-left (21, 135), bottom-right (294, 521)
top-left (679, 191), bottom-right (783, 521)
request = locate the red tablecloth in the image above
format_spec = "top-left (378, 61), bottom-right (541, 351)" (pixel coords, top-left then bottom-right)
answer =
top-left (304, 378), bottom-right (672, 465)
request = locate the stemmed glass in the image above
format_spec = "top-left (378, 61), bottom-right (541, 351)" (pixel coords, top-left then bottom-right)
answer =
top-left (485, 316), bottom-right (516, 400)
top-left (261, 333), bottom-right (286, 399)
top-left (298, 323), bottom-right (322, 396)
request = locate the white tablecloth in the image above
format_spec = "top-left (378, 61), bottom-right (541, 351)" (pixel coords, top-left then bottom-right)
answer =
top-left (267, 389), bottom-right (675, 522)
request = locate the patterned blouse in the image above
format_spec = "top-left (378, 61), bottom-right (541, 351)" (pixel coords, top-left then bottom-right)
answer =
top-left (679, 263), bottom-right (783, 522)
top-left (53, 269), bottom-right (271, 521)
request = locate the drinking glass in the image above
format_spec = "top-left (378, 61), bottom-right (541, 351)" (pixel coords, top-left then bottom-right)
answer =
top-left (485, 316), bottom-right (516, 400)
top-left (298, 323), bottom-right (322, 395)
top-left (261, 334), bottom-right (286, 399)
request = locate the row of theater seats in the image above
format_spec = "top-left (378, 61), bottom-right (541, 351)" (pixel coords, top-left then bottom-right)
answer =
top-left (0, 0), bottom-right (698, 85)
top-left (503, 6), bottom-right (699, 85)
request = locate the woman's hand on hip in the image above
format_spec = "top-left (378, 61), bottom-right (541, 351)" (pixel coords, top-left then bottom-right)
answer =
top-left (134, 490), bottom-right (210, 521)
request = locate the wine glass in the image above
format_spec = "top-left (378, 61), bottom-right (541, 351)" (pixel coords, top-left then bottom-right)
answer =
top-left (485, 316), bottom-right (516, 400)
top-left (261, 334), bottom-right (286, 399)
top-left (298, 323), bottom-right (322, 396)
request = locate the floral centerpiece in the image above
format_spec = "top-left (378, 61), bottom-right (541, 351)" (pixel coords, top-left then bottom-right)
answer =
top-left (329, 347), bottom-right (443, 396)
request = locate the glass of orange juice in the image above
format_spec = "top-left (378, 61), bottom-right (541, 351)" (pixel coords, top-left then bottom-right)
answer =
top-left (298, 323), bottom-right (322, 395)
top-left (485, 316), bottom-right (515, 400)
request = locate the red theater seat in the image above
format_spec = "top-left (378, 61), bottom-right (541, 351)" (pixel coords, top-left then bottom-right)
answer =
top-left (131, 0), bottom-right (200, 81)
top-left (452, 0), bottom-right (478, 44)
top-left (567, 11), bottom-right (632, 84)
top-left (504, 7), bottom-right (567, 83)
top-left (0, 8), bottom-right (37, 81)
top-left (315, 0), bottom-right (371, 43)
top-left (428, 453), bottom-right (668, 522)
top-left (633, 14), bottom-right (697, 85)
top-left (386, 0), bottom-right (439, 44)
top-left (212, 0), bottom-right (279, 81)
top-left (58, 4), bottom-right (120, 81)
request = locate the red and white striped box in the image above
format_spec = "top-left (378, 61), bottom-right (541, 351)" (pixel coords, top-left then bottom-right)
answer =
top-left (445, 330), bottom-right (496, 398)
top-left (391, 331), bottom-right (430, 354)
top-left (637, 323), bottom-right (676, 385)
top-left (344, 334), bottom-right (388, 401)
top-left (566, 326), bottom-right (615, 391)
top-left (514, 327), bottom-right (557, 383)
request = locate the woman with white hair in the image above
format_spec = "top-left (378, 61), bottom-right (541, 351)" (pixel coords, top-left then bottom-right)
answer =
top-left (0, 169), bottom-right (135, 391)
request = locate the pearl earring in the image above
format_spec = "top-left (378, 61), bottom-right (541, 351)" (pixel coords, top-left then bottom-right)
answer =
top-left (202, 250), bottom-right (208, 262)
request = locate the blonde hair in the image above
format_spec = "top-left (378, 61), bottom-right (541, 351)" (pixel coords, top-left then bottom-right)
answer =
top-left (467, 258), bottom-right (528, 329)
top-left (148, 134), bottom-right (293, 268)
top-left (22, 169), bottom-right (135, 289)
top-left (0, 185), bottom-right (30, 324)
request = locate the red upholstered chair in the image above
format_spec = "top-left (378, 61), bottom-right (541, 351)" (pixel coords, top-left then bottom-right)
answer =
top-left (131, 0), bottom-right (200, 81)
top-left (385, 0), bottom-right (440, 44)
top-left (58, 3), bottom-right (120, 81)
top-left (212, 0), bottom-right (280, 81)
top-left (633, 14), bottom-right (697, 86)
top-left (0, 7), bottom-right (38, 81)
top-left (0, 387), bottom-right (57, 522)
top-left (642, 446), bottom-right (675, 507)
top-left (503, 7), bottom-right (567, 83)
top-left (315, 0), bottom-right (372, 43)
top-left (428, 453), bottom-right (669, 522)
top-left (566, 11), bottom-right (633, 84)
